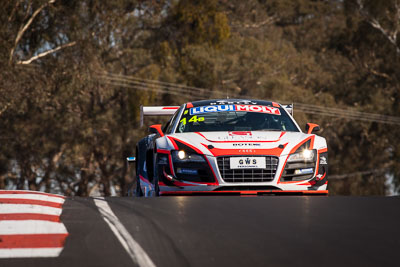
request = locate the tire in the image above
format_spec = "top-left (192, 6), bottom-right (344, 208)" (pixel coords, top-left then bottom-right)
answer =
top-left (153, 175), bottom-right (160, 196)
top-left (153, 151), bottom-right (160, 196)
top-left (135, 149), bottom-right (144, 197)
top-left (135, 177), bottom-right (144, 197)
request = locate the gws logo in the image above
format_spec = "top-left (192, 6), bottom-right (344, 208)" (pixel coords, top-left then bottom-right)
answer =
top-left (239, 158), bottom-right (257, 165)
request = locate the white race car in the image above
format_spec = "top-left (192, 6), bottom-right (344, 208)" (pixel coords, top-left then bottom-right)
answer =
top-left (133, 99), bottom-right (328, 196)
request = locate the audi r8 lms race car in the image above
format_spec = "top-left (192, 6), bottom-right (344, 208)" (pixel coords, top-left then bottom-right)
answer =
top-left (133, 99), bottom-right (328, 196)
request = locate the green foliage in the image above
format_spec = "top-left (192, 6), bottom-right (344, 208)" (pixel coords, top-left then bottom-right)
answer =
top-left (166, 0), bottom-right (230, 49)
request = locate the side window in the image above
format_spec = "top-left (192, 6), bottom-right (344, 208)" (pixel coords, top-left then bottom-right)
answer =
top-left (164, 106), bottom-right (183, 134)
top-left (162, 119), bottom-right (171, 134)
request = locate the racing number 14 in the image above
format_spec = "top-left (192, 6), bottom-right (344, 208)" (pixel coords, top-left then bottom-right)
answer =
top-left (180, 116), bottom-right (204, 125)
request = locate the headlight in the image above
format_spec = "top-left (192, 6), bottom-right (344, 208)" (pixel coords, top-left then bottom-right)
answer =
top-left (178, 150), bottom-right (186, 160)
top-left (171, 150), bottom-right (205, 162)
top-left (287, 149), bottom-right (316, 162)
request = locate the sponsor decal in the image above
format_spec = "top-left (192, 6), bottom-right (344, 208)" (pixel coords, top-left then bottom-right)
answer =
top-left (320, 156), bottom-right (327, 165)
top-left (189, 105), bottom-right (281, 115)
top-left (217, 135), bottom-right (269, 141)
top-left (241, 158), bottom-right (256, 165)
top-left (238, 149), bottom-right (256, 153)
top-left (230, 157), bottom-right (266, 169)
top-left (232, 143), bottom-right (261, 147)
top-left (229, 131), bottom-right (252, 136)
top-left (210, 100), bottom-right (257, 105)
top-left (294, 168), bottom-right (314, 175)
top-left (177, 168), bottom-right (198, 175)
top-left (180, 115), bottom-right (204, 125)
top-left (190, 105), bottom-right (235, 115)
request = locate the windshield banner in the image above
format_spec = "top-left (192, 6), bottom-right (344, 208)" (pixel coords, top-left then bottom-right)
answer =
top-left (189, 105), bottom-right (281, 115)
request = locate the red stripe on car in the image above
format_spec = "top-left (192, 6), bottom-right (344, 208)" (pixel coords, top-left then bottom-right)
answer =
top-left (202, 144), bottom-right (286, 157)
top-left (318, 148), bottom-right (328, 153)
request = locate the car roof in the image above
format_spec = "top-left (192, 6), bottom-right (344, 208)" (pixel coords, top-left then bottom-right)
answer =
top-left (189, 99), bottom-right (279, 107)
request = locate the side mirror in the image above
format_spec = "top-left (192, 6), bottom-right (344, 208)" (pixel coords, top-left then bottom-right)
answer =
top-left (126, 156), bottom-right (136, 171)
top-left (305, 123), bottom-right (320, 134)
top-left (126, 156), bottom-right (136, 163)
top-left (149, 124), bottom-right (164, 137)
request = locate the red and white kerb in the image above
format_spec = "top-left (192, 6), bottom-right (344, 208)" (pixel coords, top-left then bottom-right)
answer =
top-left (0, 190), bottom-right (69, 258)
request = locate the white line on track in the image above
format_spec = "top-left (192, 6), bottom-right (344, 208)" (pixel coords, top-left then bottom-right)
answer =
top-left (0, 204), bottom-right (62, 216)
top-left (0, 248), bottom-right (64, 258)
top-left (0, 194), bottom-right (65, 203)
top-left (0, 220), bottom-right (67, 235)
top-left (93, 197), bottom-right (156, 267)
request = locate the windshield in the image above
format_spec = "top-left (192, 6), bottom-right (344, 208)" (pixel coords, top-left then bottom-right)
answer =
top-left (176, 104), bottom-right (299, 133)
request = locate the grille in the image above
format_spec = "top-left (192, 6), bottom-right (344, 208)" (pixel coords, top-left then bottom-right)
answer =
top-left (217, 156), bottom-right (278, 183)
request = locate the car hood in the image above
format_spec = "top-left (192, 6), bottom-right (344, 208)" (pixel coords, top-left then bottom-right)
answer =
top-left (166, 131), bottom-right (315, 157)
top-left (196, 131), bottom-right (284, 142)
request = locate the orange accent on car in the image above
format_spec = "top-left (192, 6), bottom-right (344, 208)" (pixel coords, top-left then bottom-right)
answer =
top-left (157, 149), bottom-right (170, 154)
top-left (168, 155), bottom-right (175, 176)
top-left (318, 148), bottom-right (328, 153)
top-left (277, 136), bottom-right (315, 184)
top-left (167, 136), bottom-right (179, 150)
top-left (288, 136), bottom-right (314, 154)
top-left (202, 143), bottom-right (287, 157)
top-left (168, 137), bottom-right (203, 154)
top-left (160, 190), bottom-right (329, 196)
top-left (306, 123), bottom-right (320, 134)
top-left (149, 124), bottom-right (164, 137)
top-left (166, 137), bottom-right (219, 185)
top-left (310, 135), bottom-right (315, 149)
top-left (297, 181), bottom-right (317, 186)
top-left (316, 173), bottom-right (326, 181)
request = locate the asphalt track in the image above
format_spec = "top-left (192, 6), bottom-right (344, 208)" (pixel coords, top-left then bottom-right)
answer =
top-left (1, 196), bottom-right (400, 267)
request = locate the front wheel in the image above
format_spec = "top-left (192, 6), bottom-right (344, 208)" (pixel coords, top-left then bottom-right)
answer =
top-left (135, 177), bottom-right (144, 197)
top-left (153, 175), bottom-right (160, 196)
top-left (135, 151), bottom-right (144, 197)
top-left (153, 152), bottom-right (160, 196)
